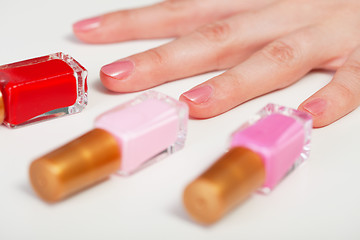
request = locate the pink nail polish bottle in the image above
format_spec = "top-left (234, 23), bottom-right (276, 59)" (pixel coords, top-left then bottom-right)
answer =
top-left (183, 104), bottom-right (312, 224)
top-left (29, 91), bottom-right (188, 202)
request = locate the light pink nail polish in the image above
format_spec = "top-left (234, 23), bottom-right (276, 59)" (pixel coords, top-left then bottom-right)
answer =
top-left (101, 60), bottom-right (135, 80)
top-left (304, 98), bottom-right (327, 116)
top-left (182, 85), bottom-right (213, 104)
top-left (73, 16), bottom-right (101, 32)
top-left (29, 91), bottom-right (189, 202)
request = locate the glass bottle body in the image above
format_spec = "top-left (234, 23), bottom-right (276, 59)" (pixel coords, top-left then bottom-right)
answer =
top-left (0, 52), bottom-right (88, 127)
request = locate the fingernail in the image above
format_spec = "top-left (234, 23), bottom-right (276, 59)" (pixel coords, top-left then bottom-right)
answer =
top-left (304, 98), bottom-right (327, 116)
top-left (182, 85), bottom-right (213, 104)
top-left (101, 60), bottom-right (135, 80)
top-left (73, 16), bottom-right (101, 32)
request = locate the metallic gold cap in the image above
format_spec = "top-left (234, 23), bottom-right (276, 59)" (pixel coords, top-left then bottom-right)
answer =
top-left (183, 147), bottom-right (266, 224)
top-left (29, 128), bottom-right (121, 203)
top-left (0, 91), bottom-right (4, 124)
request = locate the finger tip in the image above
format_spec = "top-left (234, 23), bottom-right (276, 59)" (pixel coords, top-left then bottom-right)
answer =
top-left (179, 95), bottom-right (202, 118)
top-left (179, 94), bottom-right (215, 119)
top-left (100, 67), bottom-right (147, 93)
top-left (72, 16), bottom-right (106, 44)
top-left (179, 84), bottom-right (219, 118)
top-left (100, 70), bottom-right (122, 92)
top-left (297, 104), bottom-right (330, 128)
top-left (72, 30), bottom-right (102, 44)
top-left (101, 59), bottom-right (139, 91)
top-left (73, 16), bottom-right (101, 32)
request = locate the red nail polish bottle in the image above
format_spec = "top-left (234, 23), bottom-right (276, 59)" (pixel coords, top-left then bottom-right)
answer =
top-left (0, 52), bottom-right (88, 128)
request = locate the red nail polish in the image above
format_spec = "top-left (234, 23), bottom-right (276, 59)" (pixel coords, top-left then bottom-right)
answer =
top-left (0, 52), bottom-right (88, 128)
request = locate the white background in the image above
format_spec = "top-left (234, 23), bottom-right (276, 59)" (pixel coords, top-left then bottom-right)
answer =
top-left (1, 0), bottom-right (359, 239)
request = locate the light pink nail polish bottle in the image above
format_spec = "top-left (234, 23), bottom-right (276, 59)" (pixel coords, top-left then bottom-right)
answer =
top-left (184, 104), bottom-right (312, 224)
top-left (30, 91), bottom-right (188, 202)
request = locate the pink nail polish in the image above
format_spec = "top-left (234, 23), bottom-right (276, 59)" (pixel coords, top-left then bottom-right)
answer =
top-left (184, 104), bottom-right (312, 224)
top-left (182, 85), bottom-right (213, 104)
top-left (73, 16), bottom-right (101, 32)
top-left (101, 60), bottom-right (134, 80)
top-left (304, 98), bottom-right (327, 116)
top-left (29, 91), bottom-right (188, 202)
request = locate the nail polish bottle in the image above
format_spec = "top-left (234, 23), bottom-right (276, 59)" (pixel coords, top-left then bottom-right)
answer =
top-left (183, 104), bottom-right (312, 224)
top-left (29, 91), bottom-right (188, 202)
top-left (0, 52), bottom-right (88, 128)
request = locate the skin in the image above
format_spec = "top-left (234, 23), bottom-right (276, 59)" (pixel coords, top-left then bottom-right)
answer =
top-left (73, 0), bottom-right (360, 127)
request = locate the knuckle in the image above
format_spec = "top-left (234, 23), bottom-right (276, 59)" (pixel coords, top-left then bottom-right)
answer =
top-left (341, 60), bottom-right (360, 79)
top-left (262, 40), bottom-right (301, 67)
top-left (221, 72), bottom-right (241, 86)
top-left (332, 81), bottom-right (358, 103)
top-left (337, 60), bottom-right (360, 103)
top-left (196, 21), bottom-right (232, 44)
top-left (145, 48), bottom-right (166, 66)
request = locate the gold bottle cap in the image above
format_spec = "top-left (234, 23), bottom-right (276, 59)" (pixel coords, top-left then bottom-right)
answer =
top-left (183, 147), bottom-right (266, 224)
top-left (29, 128), bottom-right (121, 203)
top-left (0, 91), bottom-right (4, 124)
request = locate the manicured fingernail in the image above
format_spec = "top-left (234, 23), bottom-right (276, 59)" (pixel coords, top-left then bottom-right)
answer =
top-left (304, 98), bottom-right (327, 116)
top-left (182, 85), bottom-right (213, 104)
top-left (73, 16), bottom-right (101, 32)
top-left (101, 60), bottom-right (135, 80)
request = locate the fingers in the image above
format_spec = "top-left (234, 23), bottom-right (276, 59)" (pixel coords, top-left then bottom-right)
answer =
top-left (73, 0), bottom-right (267, 44)
top-left (298, 46), bottom-right (360, 127)
top-left (100, 5), bottom-right (315, 92)
top-left (180, 26), bottom-right (343, 118)
top-left (99, 17), bottom-right (249, 92)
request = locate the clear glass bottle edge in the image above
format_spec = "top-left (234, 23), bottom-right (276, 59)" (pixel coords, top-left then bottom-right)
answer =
top-left (54, 53), bottom-right (89, 114)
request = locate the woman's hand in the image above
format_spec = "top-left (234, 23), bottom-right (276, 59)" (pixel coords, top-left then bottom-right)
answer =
top-left (73, 0), bottom-right (360, 127)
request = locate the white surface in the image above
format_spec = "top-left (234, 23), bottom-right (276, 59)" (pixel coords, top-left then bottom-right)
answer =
top-left (1, 1), bottom-right (359, 239)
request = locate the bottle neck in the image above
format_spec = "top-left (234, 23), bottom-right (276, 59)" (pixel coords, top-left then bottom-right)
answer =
top-left (0, 90), bottom-right (4, 124)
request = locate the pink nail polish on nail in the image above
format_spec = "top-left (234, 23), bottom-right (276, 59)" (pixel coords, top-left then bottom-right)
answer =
top-left (101, 60), bottom-right (135, 80)
top-left (182, 85), bottom-right (213, 104)
top-left (73, 16), bottom-right (101, 32)
top-left (304, 98), bottom-right (327, 116)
